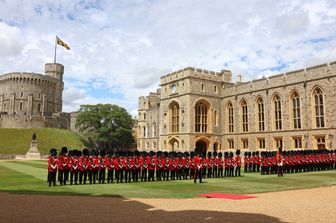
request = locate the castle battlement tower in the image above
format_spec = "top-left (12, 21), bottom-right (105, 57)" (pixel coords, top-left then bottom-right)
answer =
top-left (0, 62), bottom-right (69, 129)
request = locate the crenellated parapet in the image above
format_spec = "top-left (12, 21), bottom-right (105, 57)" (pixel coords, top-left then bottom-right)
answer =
top-left (0, 63), bottom-right (66, 129)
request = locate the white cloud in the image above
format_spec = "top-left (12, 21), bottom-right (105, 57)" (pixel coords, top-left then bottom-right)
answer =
top-left (0, 0), bottom-right (336, 114)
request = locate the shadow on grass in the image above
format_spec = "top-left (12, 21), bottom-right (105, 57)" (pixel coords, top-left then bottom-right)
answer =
top-left (0, 191), bottom-right (287, 223)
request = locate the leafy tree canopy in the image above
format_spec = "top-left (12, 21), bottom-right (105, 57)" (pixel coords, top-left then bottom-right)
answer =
top-left (75, 104), bottom-right (135, 151)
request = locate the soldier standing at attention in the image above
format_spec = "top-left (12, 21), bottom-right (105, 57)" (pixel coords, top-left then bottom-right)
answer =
top-left (47, 148), bottom-right (58, 186)
top-left (234, 150), bottom-right (242, 177)
top-left (193, 153), bottom-right (203, 183)
top-left (276, 147), bottom-right (284, 177)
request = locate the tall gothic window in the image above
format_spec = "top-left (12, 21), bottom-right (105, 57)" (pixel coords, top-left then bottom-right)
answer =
top-left (195, 102), bottom-right (208, 132)
top-left (241, 100), bottom-right (248, 132)
top-left (170, 102), bottom-right (180, 133)
top-left (274, 94), bottom-right (282, 130)
top-left (152, 123), bottom-right (157, 137)
top-left (227, 102), bottom-right (234, 133)
top-left (292, 92), bottom-right (301, 129)
top-left (257, 97), bottom-right (265, 131)
top-left (313, 87), bottom-right (325, 128)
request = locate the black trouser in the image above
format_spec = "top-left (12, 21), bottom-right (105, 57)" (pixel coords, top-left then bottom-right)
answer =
top-left (58, 170), bottom-right (64, 185)
top-left (224, 167), bottom-right (229, 177)
top-left (79, 171), bottom-right (87, 184)
top-left (141, 168), bottom-right (147, 181)
top-left (88, 170), bottom-right (93, 184)
top-left (212, 167), bottom-right (218, 178)
top-left (190, 169), bottom-right (194, 179)
top-left (148, 169), bottom-right (155, 181)
top-left (115, 169), bottom-right (120, 183)
top-left (218, 168), bottom-right (223, 178)
top-left (235, 166), bottom-right (241, 176)
top-left (170, 169), bottom-right (175, 180)
top-left (277, 165), bottom-right (283, 176)
top-left (163, 169), bottom-right (169, 181)
top-left (48, 171), bottom-right (57, 186)
top-left (92, 170), bottom-right (98, 184)
top-left (70, 171), bottom-right (78, 185)
top-left (64, 170), bottom-right (69, 185)
top-left (244, 164), bottom-right (248, 173)
top-left (133, 169), bottom-right (139, 182)
top-left (119, 169), bottom-right (124, 182)
top-left (107, 169), bottom-right (114, 183)
top-left (99, 169), bottom-right (106, 183)
top-left (194, 168), bottom-right (202, 183)
top-left (156, 169), bottom-right (162, 180)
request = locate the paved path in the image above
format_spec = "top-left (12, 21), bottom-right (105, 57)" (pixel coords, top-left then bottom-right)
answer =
top-left (0, 186), bottom-right (335, 223)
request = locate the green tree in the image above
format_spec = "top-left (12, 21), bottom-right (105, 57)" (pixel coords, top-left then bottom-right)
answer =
top-left (75, 104), bottom-right (135, 151)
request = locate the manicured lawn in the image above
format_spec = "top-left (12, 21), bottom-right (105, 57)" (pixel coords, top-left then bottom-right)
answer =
top-left (0, 128), bottom-right (85, 155)
top-left (0, 160), bottom-right (335, 198)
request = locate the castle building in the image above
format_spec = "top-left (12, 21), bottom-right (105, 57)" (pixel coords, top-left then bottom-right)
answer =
top-left (0, 63), bottom-right (74, 129)
top-left (138, 61), bottom-right (336, 153)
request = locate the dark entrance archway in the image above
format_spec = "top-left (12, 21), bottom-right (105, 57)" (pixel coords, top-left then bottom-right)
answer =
top-left (195, 140), bottom-right (207, 155)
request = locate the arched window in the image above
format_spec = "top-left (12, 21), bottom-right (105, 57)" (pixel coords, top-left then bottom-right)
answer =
top-left (292, 92), bottom-right (301, 129)
top-left (227, 102), bottom-right (234, 133)
top-left (313, 88), bottom-right (324, 128)
top-left (273, 94), bottom-right (282, 130)
top-left (37, 103), bottom-right (41, 113)
top-left (241, 100), bottom-right (248, 132)
top-left (195, 101), bottom-right (208, 132)
top-left (143, 126), bottom-right (146, 137)
top-left (257, 97), bottom-right (265, 131)
top-left (19, 101), bottom-right (23, 111)
top-left (169, 102), bottom-right (180, 133)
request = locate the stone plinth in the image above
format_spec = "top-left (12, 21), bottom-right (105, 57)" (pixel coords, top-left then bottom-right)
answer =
top-left (26, 140), bottom-right (41, 160)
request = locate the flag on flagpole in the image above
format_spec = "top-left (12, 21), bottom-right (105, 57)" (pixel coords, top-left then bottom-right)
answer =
top-left (56, 36), bottom-right (70, 50)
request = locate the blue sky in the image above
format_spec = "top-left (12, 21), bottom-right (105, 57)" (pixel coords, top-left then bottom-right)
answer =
top-left (0, 0), bottom-right (336, 116)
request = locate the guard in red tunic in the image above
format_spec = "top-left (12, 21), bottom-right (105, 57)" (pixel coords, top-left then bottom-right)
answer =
top-left (276, 148), bottom-right (284, 177)
top-left (47, 148), bottom-right (58, 186)
top-left (193, 153), bottom-right (203, 183)
top-left (98, 151), bottom-right (106, 184)
top-left (234, 150), bottom-right (241, 177)
top-left (217, 152), bottom-right (224, 178)
top-left (79, 150), bottom-right (89, 184)
top-left (69, 150), bottom-right (79, 185)
top-left (243, 152), bottom-right (249, 173)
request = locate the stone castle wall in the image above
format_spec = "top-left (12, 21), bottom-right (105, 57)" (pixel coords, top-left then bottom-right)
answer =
top-left (138, 61), bottom-right (336, 152)
top-left (0, 63), bottom-right (76, 129)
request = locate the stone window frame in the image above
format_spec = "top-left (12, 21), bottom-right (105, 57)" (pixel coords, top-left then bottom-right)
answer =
top-left (195, 101), bottom-right (208, 133)
top-left (273, 137), bottom-right (283, 150)
top-left (241, 138), bottom-right (248, 149)
top-left (272, 94), bottom-right (282, 131)
top-left (312, 87), bottom-right (325, 128)
top-left (292, 136), bottom-right (303, 149)
top-left (214, 110), bottom-right (218, 126)
top-left (227, 101), bottom-right (234, 133)
top-left (169, 101), bottom-right (180, 133)
top-left (291, 91), bottom-right (302, 129)
top-left (241, 99), bottom-right (248, 132)
top-left (152, 122), bottom-right (157, 137)
top-left (256, 97), bottom-right (265, 132)
top-left (19, 101), bottom-right (23, 111)
top-left (227, 139), bottom-right (234, 149)
top-left (257, 138), bottom-right (266, 149)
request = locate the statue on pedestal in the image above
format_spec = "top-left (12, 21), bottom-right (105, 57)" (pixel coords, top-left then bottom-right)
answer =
top-left (26, 132), bottom-right (41, 160)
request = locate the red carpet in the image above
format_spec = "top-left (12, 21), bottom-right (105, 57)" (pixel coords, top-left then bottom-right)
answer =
top-left (199, 192), bottom-right (256, 200)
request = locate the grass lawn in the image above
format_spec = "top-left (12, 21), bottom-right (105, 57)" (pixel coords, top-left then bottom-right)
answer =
top-left (0, 160), bottom-right (335, 199)
top-left (0, 128), bottom-right (85, 155)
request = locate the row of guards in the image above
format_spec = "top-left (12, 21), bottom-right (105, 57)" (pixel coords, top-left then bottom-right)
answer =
top-left (47, 147), bottom-right (336, 186)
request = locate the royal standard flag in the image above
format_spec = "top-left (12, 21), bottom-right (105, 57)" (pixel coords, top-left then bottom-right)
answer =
top-left (56, 36), bottom-right (70, 50)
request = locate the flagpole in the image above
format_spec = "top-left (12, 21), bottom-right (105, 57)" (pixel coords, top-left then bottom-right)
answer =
top-left (54, 36), bottom-right (57, 63)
